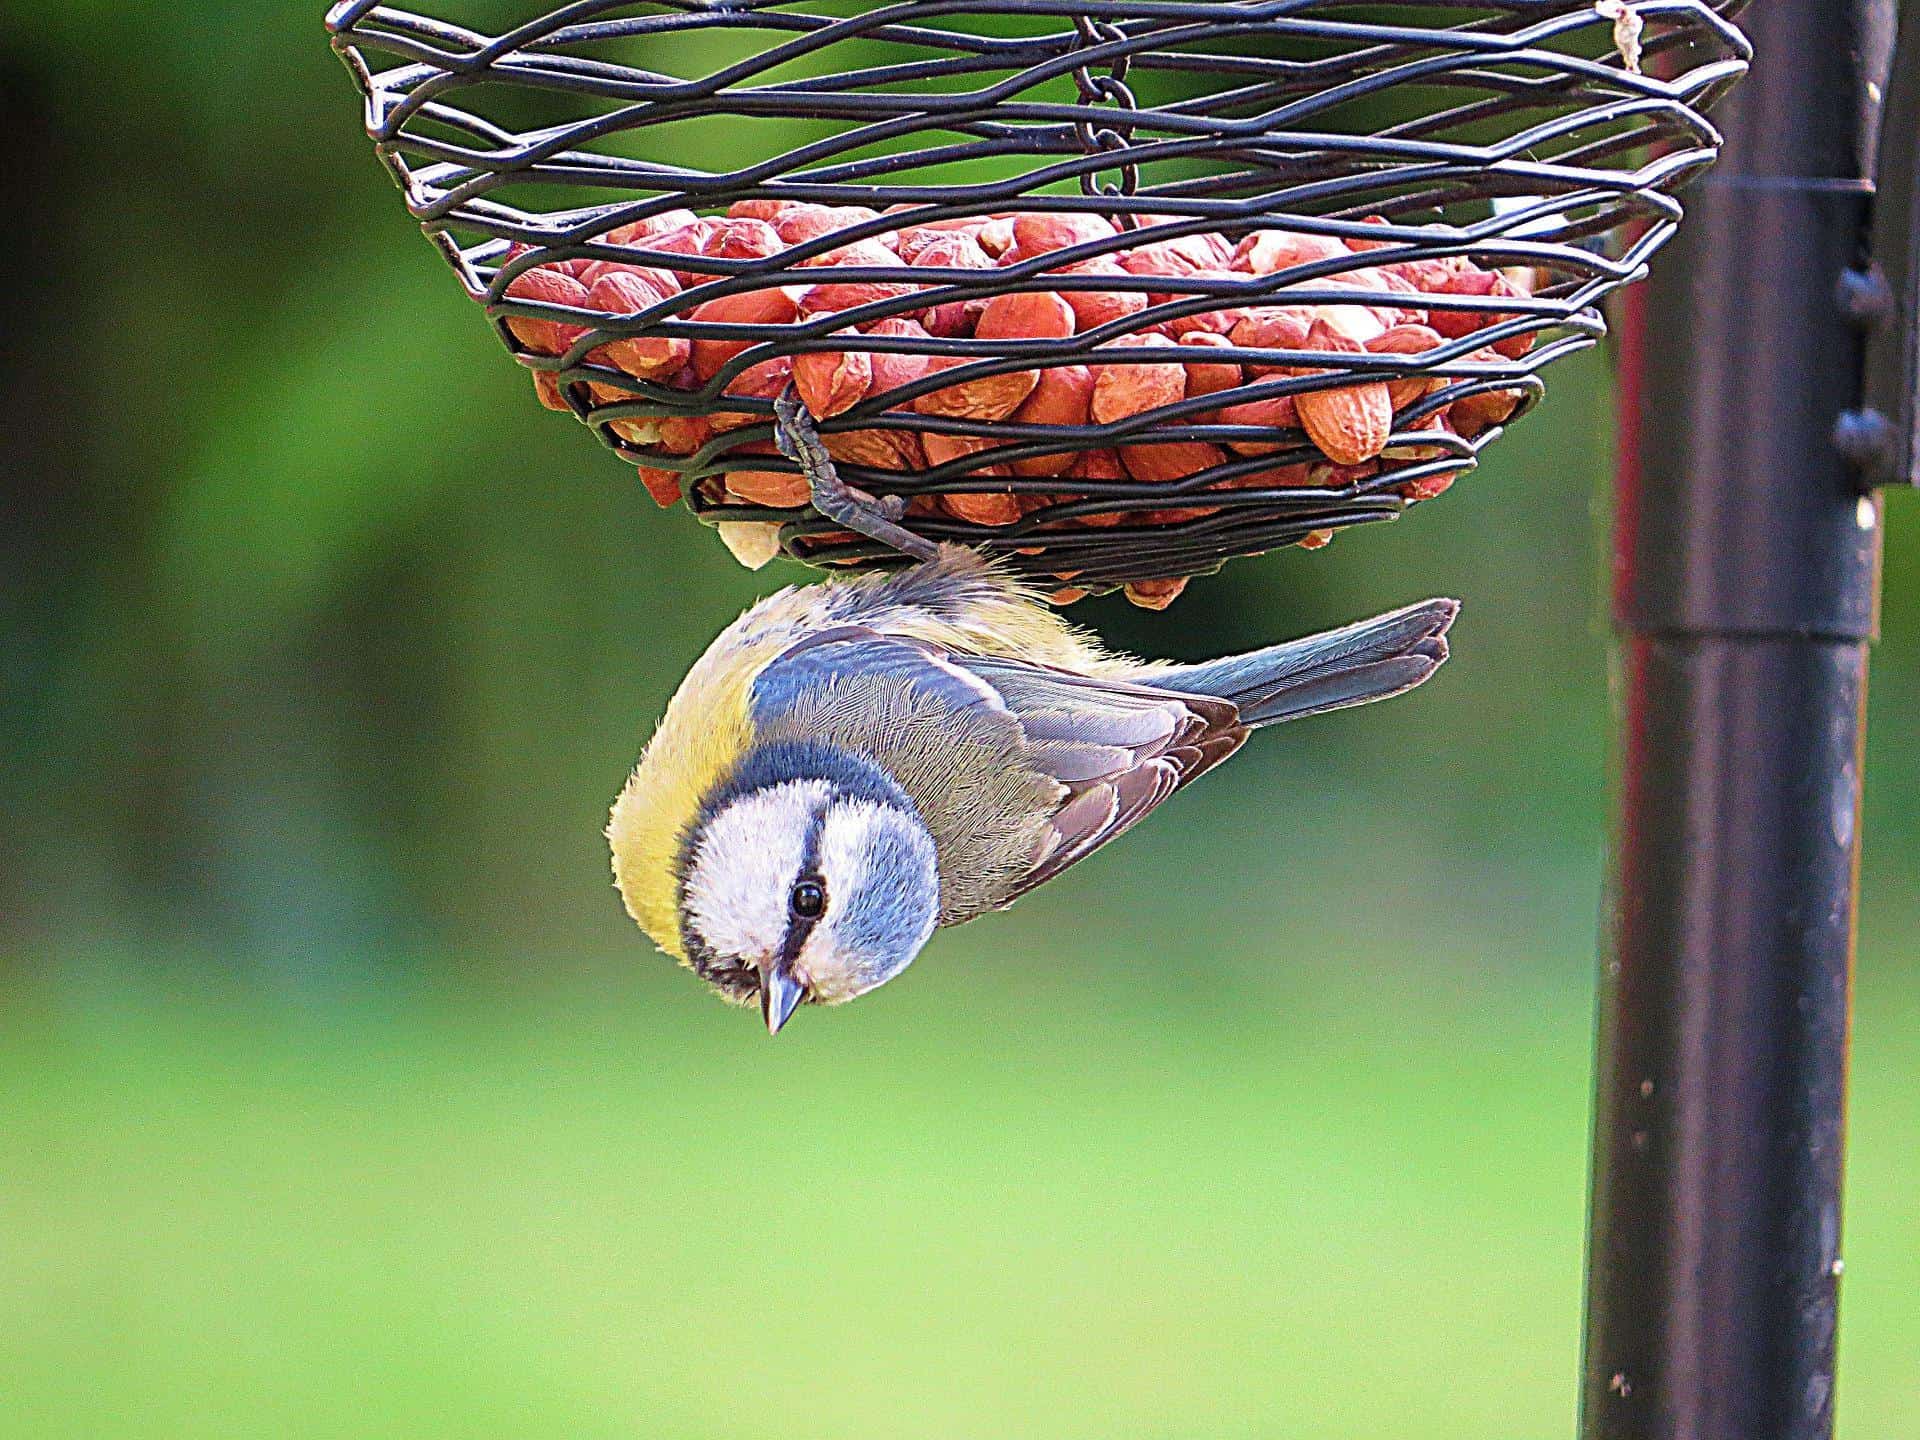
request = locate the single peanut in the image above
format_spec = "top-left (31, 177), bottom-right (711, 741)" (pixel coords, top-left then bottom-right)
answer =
top-left (1292, 320), bottom-right (1393, 467)
top-left (824, 428), bottom-right (926, 472)
top-left (707, 219), bottom-right (786, 263)
top-left (1009, 212), bottom-right (1119, 260)
top-left (727, 198), bottom-right (795, 222)
top-left (1120, 440), bottom-right (1228, 486)
top-left (861, 317), bottom-right (937, 404)
top-left (793, 347), bottom-right (874, 418)
top-left (976, 289), bottom-right (1076, 343)
top-left (635, 465), bottom-right (684, 509)
top-left (708, 355), bottom-right (795, 431)
top-left (502, 267), bottom-right (591, 355)
top-left (1233, 229), bottom-right (1350, 275)
top-left (1008, 364), bottom-right (1094, 477)
top-left (1091, 333), bottom-right (1185, 424)
top-left (941, 491), bottom-right (1024, 526)
top-left (1210, 394), bottom-right (1300, 454)
top-left (687, 287), bottom-right (800, 383)
top-left (586, 270), bottom-right (689, 379)
top-left (1124, 577), bottom-right (1189, 610)
top-left (1176, 331), bottom-right (1242, 399)
top-left (1229, 306), bottom-right (1315, 370)
top-left (603, 209), bottom-right (700, 247)
top-left (1365, 323), bottom-right (1447, 409)
top-left (1051, 259), bottom-right (1147, 332)
top-left (914, 356), bottom-right (1039, 422)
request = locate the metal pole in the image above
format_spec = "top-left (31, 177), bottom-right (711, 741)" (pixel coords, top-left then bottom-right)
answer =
top-left (1580, 3), bottom-right (1893, 1438)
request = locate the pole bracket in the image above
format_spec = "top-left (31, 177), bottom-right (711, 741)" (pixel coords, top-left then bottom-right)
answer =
top-left (1846, 4), bottom-right (1920, 488)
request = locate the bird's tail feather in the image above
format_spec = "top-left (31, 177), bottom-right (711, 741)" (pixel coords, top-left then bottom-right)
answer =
top-left (1153, 598), bottom-right (1458, 728)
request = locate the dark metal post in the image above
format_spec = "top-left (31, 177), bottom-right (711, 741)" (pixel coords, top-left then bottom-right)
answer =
top-left (1581, 3), bottom-right (1893, 1438)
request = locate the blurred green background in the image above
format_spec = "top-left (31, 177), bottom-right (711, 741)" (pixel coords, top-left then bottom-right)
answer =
top-left (2, 6), bottom-right (1915, 1438)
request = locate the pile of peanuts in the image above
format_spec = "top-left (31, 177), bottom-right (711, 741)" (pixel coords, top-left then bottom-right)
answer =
top-left (500, 200), bottom-right (1535, 607)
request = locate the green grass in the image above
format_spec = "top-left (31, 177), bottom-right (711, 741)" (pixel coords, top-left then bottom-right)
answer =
top-left (3, 949), bottom-right (1915, 1440)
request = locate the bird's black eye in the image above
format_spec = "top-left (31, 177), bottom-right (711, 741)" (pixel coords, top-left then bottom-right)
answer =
top-left (789, 879), bottom-right (826, 921)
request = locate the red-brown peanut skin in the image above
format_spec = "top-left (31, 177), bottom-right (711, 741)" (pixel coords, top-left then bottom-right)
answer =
top-left (1446, 366), bottom-right (1524, 436)
top-left (531, 369), bottom-right (570, 412)
top-left (1232, 228), bottom-right (1350, 276)
top-left (1343, 216), bottom-right (1395, 252)
top-left (895, 228), bottom-right (993, 269)
top-left (1229, 306), bottom-right (1315, 371)
top-left (1049, 260), bottom-right (1147, 333)
top-left (924, 431), bottom-right (1005, 470)
top-left (708, 355), bottom-right (794, 432)
top-left (941, 491), bottom-right (1024, 526)
top-left (605, 210), bottom-right (700, 246)
top-left (1091, 334), bottom-right (1185, 425)
top-left (861, 317), bottom-right (937, 406)
top-left (770, 206), bottom-right (839, 247)
top-left (1210, 394), bottom-right (1300, 455)
top-left (634, 221), bottom-right (721, 285)
top-left (502, 268), bottom-right (591, 355)
top-left (1120, 229), bottom-right (1235, 279)
top-left (897, 230), bottom-right (995, 335)
top-left (1365, 323), bottom-right (1447, 409)
top-left (727, 199), bottom-right (796, 222)
top-left (795, 239), bottom-right (918, 316)
top-left (1007, 212), bottom-right (1119, 261)
top-left (687, 288), bottom-right (800, 384)
top-left (923, 433), bottom-right (1021, 526)
top-left (1008, 365), bottom-right (1094, 478)
top-left (726, 469), bottom-right (811, 507)
top-left (1292, 320), bottom-right (1393, 467)
top-left (975, 290), bottom-right (1076, 344)
top-left (824, 428), bottom-right (926, 472)
top-left (1124, 577), bottom-right (1189, 611)
top-left (635, 466), bottom-right (684, 509)
top-left (1121, 440), bottom-right (1228, 488)
top-left (575, 258), bottom-right (682, 291)
top-left (792, 347), bottom-right (874, 418)
top-left (913, 358), bottom-right (1039, 422)
top-left (912, 289), bottom-right (1069, 423)
top-left (1063, 449), bottom-right (1131, 528)
top-left (1176, 331), bottom-right (1243, 399)
top-left (585, 271), bottom-right (689, 379)
top-left (1426, 267), bottom-right (1539, 357)
top-left (655, 415), bottom-right (714, 455)
top-left (703, 218), bottom-right (784, 263)
top-left (1224, 461), bottom-right (1314, 490)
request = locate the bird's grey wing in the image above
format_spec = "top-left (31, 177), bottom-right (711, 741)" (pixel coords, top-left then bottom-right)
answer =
top-left (750, 630), bottom-right (1248, 915)
top-left (750, 625), bottom-right (1009, 726)
top-left (952, 656), bottom-right (1248, 900)
top-left (749, 629), bottom-right (1064, 922)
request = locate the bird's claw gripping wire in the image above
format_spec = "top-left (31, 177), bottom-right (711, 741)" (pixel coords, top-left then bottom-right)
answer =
top-left (774, 386), bottom-right (940, 563)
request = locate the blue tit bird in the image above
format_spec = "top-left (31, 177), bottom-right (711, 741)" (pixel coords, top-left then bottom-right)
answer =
top-left (609, 547), bottom-right (1456, 1034)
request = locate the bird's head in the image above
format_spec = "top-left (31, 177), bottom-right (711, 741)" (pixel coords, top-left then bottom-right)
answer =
top-left (675, 741), bottom-right (939, 1034)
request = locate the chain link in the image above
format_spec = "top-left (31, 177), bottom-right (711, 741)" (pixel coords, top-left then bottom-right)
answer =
top-left (1070, 16), bottom-right (1140, 223)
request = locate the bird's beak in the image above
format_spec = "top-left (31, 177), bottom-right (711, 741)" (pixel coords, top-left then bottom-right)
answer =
top-left (759, 963), bottom-right (804, 1036)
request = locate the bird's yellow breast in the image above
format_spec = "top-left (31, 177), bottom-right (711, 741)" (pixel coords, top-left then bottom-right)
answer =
top-left (607, 631), bottom-right (775, 960)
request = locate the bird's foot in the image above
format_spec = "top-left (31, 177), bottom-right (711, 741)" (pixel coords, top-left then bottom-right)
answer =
top-left (774, 386), bottom-right (939, 563)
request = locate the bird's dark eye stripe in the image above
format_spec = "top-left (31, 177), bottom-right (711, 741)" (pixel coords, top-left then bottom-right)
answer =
top-left (790, 878), bottom-right (826, 920)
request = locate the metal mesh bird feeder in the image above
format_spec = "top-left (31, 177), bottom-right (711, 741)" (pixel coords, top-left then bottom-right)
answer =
top-left (327, 0), bottom-right (1749, 597)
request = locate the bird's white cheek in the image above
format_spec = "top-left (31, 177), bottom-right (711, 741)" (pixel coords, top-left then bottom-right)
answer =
top-left (795, 925), bottom-right (864, 1004)
top-left (684, 782), bottom-right (826, 960)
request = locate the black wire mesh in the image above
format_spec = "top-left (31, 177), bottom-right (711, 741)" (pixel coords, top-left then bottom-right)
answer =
top-left (326, 0), bottom-right (1749, 594)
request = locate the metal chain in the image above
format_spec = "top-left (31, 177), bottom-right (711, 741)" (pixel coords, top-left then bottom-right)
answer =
top-left (1070, 16), bottom-right (1140, 224)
